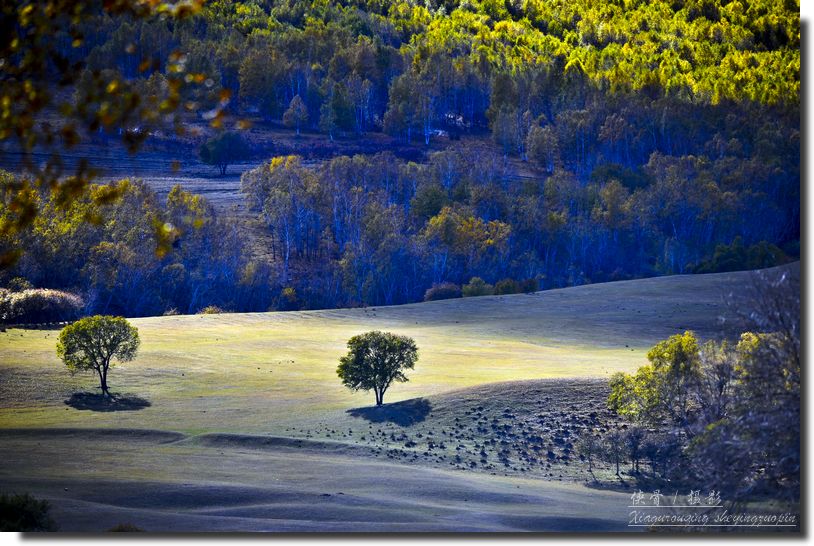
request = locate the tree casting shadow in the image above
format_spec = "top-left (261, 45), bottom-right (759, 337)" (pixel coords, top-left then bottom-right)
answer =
top-left (64, 392), bottom-right (151, 412)
top-left (346, 398), bottom-right (431, 426)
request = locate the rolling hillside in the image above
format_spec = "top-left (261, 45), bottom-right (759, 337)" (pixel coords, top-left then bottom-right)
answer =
top-left (0, 266), bottom-right (779, 433)
top-left (0, 265), bottom-right (794, 531)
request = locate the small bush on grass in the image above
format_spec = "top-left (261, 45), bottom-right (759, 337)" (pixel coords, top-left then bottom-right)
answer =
top-left (197, 305), bottom-right (225, 315)
top-left (462, 277), bottom-right (493, 297)
top-left (0, 288), bottom-right (84, 325)
top-left (493, 278), bottom-right (538, 295)
top-left (424, 282), bottom-right (461, 301)
top-left (493, 278), bottom-right (521, 295)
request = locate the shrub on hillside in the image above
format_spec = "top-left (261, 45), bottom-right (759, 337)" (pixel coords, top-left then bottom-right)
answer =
top-left (493, 279), bottom-right (521, 295)
top-left (424, 282), bottom-right (461, 301)
top-left (0, 492), bottom-right (57, 531)
top-left (520, 278), bottom-right (539, 293)
top-left (0, 288), bottom-right (84, 325)
top-left (493, 278), bottom-right (538, 295)
top-left (197, 305), bottom-right (225, 315)
top-left (277, 287), bottom-right (300, 311)
top-left (462, 277), bottom-right (494, 297)
top-left (692, 237), bottom-right (789, 274)
top-left (5, 277), bottom-right (33, 292)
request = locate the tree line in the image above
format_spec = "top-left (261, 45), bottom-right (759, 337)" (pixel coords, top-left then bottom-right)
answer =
top-left (238, 132), bottom-right (795, 309)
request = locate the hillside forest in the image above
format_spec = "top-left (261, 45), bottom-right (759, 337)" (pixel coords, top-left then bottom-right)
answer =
top-left (0, 0), bottom-right (800, 318)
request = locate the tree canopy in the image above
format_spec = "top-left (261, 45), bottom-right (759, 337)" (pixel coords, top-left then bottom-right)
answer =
top-left (199, 131), bottom-right (252, 175)
top-left (337, 330), bottom-right (418, 406)
top-left (56, 315), bottom-right (140, 397)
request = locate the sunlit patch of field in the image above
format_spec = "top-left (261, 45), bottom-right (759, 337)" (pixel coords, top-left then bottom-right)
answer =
top-left (0, 266), bottom-right (776, 434)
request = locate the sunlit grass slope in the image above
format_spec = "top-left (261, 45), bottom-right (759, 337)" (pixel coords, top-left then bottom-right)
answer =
top-left (0, 266), bottom-right (782, 434)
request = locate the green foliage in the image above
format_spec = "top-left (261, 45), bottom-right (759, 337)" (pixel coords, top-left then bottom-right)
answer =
top-left (199, 132), bottom-right (252, 176)
top-left (56, 315), bottom-right (140, 397)
top-left (337, 331), bottom-right (418, 406)
top-left (493, 279), bottom-right (520, 295)
top-left (692, 236), bottom-right (789, 274)
top-left (424, 282), bottom-right (461, 302)
top-left (0, 492), bottom-right (57, 532)
top-left (197, 305), bottom-right (225, 314)
top-left (608, 331), bottom-right (701, 429)
top-left (462, 277), bottom-right (493, 297)
top-left (5, 277), bottom-right (33, 291)
top-left (526, 125), bottom-right (560, 173)
top-left (609, 270), bottom-right (799, 498)
top-left (278, 287), bottom-right (300, 311)
top-left (410, 184), bottom-right (448, 223)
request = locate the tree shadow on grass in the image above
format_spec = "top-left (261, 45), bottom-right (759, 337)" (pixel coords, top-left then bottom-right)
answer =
top-left (64, 392), bottom-right (151, 412)
top-left (583, 476), bottom-right (634, 493)
top-left (346, 397), bottom-right (431, 426)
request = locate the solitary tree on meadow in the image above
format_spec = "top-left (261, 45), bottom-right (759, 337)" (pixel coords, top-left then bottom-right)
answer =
top-left (56, 316), bottom-right (140, 398)
top-left (337, 331), bottom-right (418, 406)
top-left (199, 131), bottom-right (251, 176)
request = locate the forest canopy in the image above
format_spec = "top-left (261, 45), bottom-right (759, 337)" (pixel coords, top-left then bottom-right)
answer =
top-left (0, 0), bottom-right (801, 316)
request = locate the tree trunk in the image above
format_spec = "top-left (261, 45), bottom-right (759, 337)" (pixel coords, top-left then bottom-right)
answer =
top-left (98, 366), bottom-right (110, 398)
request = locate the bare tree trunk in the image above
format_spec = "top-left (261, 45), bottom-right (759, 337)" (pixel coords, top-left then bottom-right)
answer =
top-left (98, 366), bottom-right (111, 398)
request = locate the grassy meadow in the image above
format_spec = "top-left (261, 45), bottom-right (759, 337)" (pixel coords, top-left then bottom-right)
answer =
top-left (0, 266), bottom-right (785, 531)
top-left (0, 268), bottom-right (754, 434)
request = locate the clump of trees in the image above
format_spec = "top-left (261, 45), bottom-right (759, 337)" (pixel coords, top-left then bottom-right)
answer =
top-left (337, 331), bottom-right (418, 406)
top-left (0, 0), bottom-right (229, 264)
top-left (691, 237), bottom-right (790, 274)
top-left (0, 0), bottom-right (799, 263)
top-left (57, 315), bottom-right (140, 398)
top-left (603, 269), bottom-right (799, 501)
top-left (236, 138), bottom-right (796, 310)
